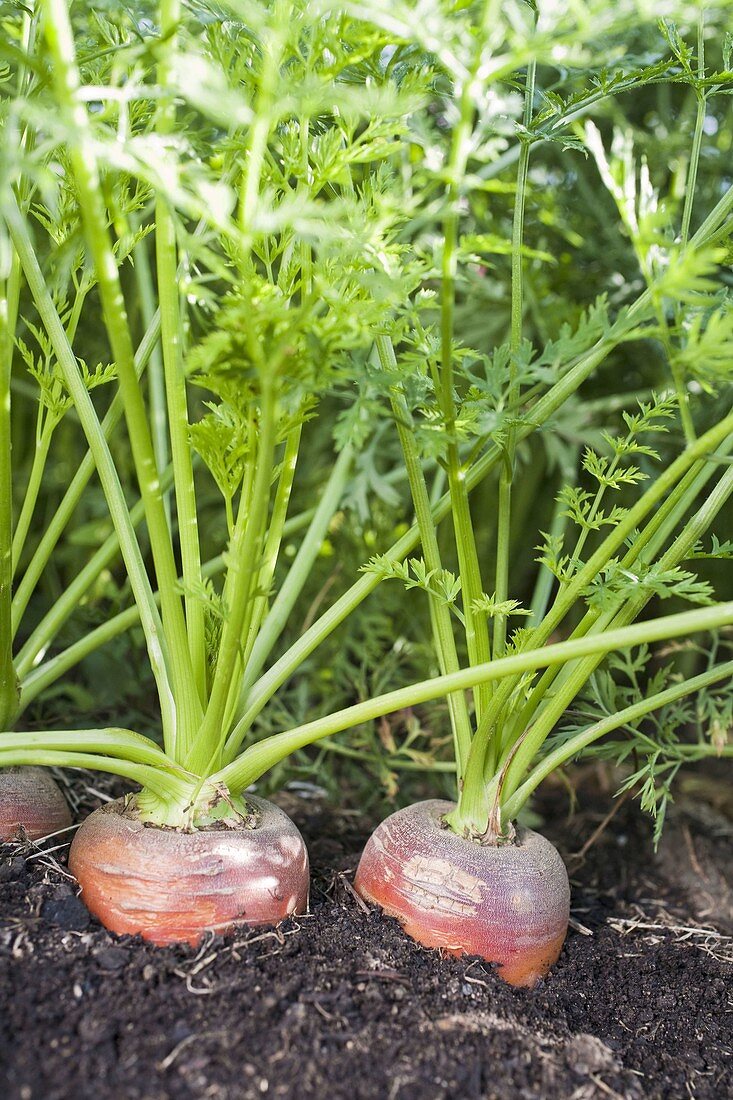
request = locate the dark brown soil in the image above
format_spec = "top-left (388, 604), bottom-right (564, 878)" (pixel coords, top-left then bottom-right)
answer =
top-left (0, 773), bottom-right (731, 1100)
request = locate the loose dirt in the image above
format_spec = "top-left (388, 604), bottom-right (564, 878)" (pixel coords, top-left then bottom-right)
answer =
top-left (0, 774), bottom-right (730, 1100)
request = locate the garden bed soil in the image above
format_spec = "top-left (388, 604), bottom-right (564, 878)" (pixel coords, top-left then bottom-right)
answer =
top-left (0, 772), bottom-right (731, 1100)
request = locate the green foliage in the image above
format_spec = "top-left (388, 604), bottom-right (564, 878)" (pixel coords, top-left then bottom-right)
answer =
top-left (0, 0), bottom-right (731, 841)
top-left (557, 638), bottom-right (733, 845)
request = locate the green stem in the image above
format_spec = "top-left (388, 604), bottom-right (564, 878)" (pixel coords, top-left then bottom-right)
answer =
top-left (387, 373), bottom-right (473, 782)
top-left (42, 0), bottom-right (202, 754)
top-left (0, 727), bottom-right (174, 767)
top-left (0, 257), bottom-right (19, 729)
top-left (653, 293), bottom-right (696, 445)
top-left (223, 326), bottom-right (652, 747)
top-left (438, 7), bottom-right (494, 723)
top-left (501, 457), bottom-right (717, 756)
top-left (133, 238), bottom-right (170, 525)
top-left (214, 600), bottom-right (733, 793)
top-left (237, 423), bottom-right (304, 688)
top-left (186, 384), bottom-right (277, 774)
top-left (454, 411), bottom-right (733, 833)
top-left (528, 447), bottom-right (579, 626)
top-left (0, 2), bottom-right (34, 726)
top-left (493, 55), bottom-right (536, 663)
top-left (11, 311), bottom-right (160, 632)
top-left (507, 438), bottom-right (733, 750)
top-left (0, 748), bottom-right (187, 802)
top-left (477, 405), bottom-right (733, 744)
top-left (15, 465), bottom-right (174, 679)
top-left (216, 422), bottom-right (305, 740)
top-left (156, 205), bottom-right (206, 706)
top-left (18, 605), bottom-right (144, 713)
top-left (561, 447), bottom-right (627, 587)
top-left (224, 181), bottom-right (733, 749)
top-left (13, 164), bottom-right (227, 633)
top-left (239, 0), bottom-right (286, 238)
top-left (11, 420), bottom-right (52, 573)
top-left (6, 195), bottom-right (176, 748)
top-left (312, 738), bottom-right (456, 773)
top-left (494, 456), bottom-right (733, 818)
top-left (231, 437), bottom-right (351, 736)
top-left (501, 657), bottom-right (733, 820)
top-left (538, 411), bottom-right (733, 643)
top-left (156, 0), bottom-right (206, 707)
top-left (664, 12), bottom-right (706, 445)
top-left (679, 13), bottom-right (706, 250)
top-left (16, 511), bottom-right (313, 714)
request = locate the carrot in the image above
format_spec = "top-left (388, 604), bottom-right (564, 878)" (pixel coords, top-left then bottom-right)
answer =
top-left (68, 795), bottom-right (308, 945)
top-left (0, 767), bottom-right (71, 842)
top-left (67, 796), bottom-right (305, 950)
top-left (355, 800), bottom-right (570, 988)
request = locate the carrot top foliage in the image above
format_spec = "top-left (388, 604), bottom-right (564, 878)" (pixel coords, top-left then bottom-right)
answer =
top-left (0, 0), bottom-right (731, 835)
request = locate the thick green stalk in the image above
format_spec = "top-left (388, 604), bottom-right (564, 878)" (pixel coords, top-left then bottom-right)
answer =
top-left (0, 1), bottom-right (33, 726)
top-left (13, 173), bottom-right (225, 632)
top-left (468, 404), bottom-right (733, 766)
top-left (502, 438), bottom-right (733, 752)
top-left (6, 197), bottom-right (177, 748)
top-left (679, 13), bottom-right (706, 250)
top-left (519, 412), bottom-right (713, 734)
top-left (388, 378), bottom-right (473, 781)
top-left (233, 437), bottom-right (351, 728)
top-left (11, 420), bottom-right (52, 573)
top-left (0, 727), bottom-right (174, 766)
top-left (17, 507), bottom-right (314, 714)
top-left (453, 414), bottom-right (733, 832)
top-left (0, 748), bottom-right (188, 802)
top-left (493, 56), bottom-right (536, 663)
top-left (134, 239), bottom-right (170, 525)
top-left (437, 7), bottom-right (494, 723)
top-left (214, 600), bottom-right (733, 793)
top-left (493, 457), bottom-right (733, 821)
top-left (14, 465), bottom-right (174, 679)
top-left (186, 385), bottom-right (277, 774)
top-left (501, 657), bottom-right (733, 820)
top-left (11, 311), bottom-right (160, 631)
top-left (11, 174), bottom-right (224, 633)
top-left (223, 326), bottom-right (653, 748)
top-left (156, 0), bottom-right (206, 705)
top-left (216, 423), bottom-right (304, 739)
top-left (42, 0), bottom-right (202, 754)
top-left (0, 259), bottom-right (19, 728)
top-left (237, 423), bottom-right (304, 688)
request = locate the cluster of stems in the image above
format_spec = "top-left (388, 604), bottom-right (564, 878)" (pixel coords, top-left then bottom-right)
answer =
top-left (0, 1), bottom-right (730, 835)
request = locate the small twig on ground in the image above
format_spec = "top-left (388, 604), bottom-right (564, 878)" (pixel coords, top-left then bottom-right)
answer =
top-left (338, 871), bottom-right (370, 914)
top-left (567, 787), bottom-right (634, 867)
top-left (608, 903), bottom-right (733, 964)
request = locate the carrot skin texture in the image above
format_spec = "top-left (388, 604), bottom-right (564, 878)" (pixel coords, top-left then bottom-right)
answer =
top-left (0, 767), bottom-right (72, 841)
top-left (354, 800), bottom-right (570, 988)
top-left (69, 795), bottom-right (309, 945)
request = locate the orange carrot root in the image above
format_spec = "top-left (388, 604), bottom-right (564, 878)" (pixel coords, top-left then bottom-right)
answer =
top-left (69, 794), bottom-right (309, 945)
top-left (355, 799), bottom-right (570, 988)
top-left (0, 767), bottom-right (72, 842)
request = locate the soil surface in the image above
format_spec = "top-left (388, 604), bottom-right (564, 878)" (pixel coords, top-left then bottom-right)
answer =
top-left (0, 771), bottom-right (731, 1100)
